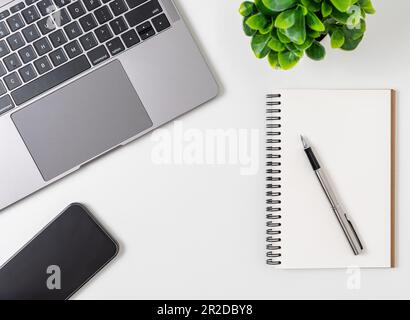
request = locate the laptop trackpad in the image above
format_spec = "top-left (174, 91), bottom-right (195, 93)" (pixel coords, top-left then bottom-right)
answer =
top-left (12, 60), bottom-right (153, 181)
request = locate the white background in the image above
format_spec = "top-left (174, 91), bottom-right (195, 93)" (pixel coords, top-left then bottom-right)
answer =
top-left (0, 0), bottom-right (409, 299)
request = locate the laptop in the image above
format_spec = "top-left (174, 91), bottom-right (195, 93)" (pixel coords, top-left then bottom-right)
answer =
top-left (0, 0), bottom-right (218, 210)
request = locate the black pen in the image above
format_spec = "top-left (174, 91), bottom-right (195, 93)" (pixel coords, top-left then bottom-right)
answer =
top-left (301, 135), bottom-right (364, 255)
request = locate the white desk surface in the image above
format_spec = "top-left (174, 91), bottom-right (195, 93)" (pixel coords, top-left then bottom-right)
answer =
top-left (0, 0), bottom-right (409, 300)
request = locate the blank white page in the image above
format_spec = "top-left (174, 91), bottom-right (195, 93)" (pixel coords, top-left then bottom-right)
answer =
top-left (273, 90), bottom-right (394, 269)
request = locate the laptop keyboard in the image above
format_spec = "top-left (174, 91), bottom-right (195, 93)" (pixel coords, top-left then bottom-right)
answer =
top-left (0, 0), bottom-right (171, 115)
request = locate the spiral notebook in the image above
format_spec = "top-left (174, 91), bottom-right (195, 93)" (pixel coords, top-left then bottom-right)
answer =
top-left (266, 90), bottom-right (396, 269)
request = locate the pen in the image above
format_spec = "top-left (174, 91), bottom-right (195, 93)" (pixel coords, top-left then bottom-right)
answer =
top-left (300, 135), bottom-right (364, 256)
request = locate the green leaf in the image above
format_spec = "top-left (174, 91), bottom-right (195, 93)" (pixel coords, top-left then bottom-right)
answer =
top-left (295, 36), bottom-right (314, 50)
top-left (260, 18), bottom-right (274, 34)
top-left (306, 12), bottom-right (325, 32)
top-left (306, 41), bottom-right (326, 60)
top-left (342, 35), bottom-right (363, 50)
top-left (331, 8), bottom-right (350, 24)
top-left (268, 51), bottom-right (279, 68)
top-left (307, 29), bottom-right (321, 39)
top-left (331, 28), bottom-right (345, 48)
top-left (277, 28), bottom-right (292, 43)
top-left (285, 42), bottom-right (297, 51)
top-left (239, 1), bottom-right (256, 17)
top-left (246, 13), bottom-right (270, 31)
top-left (301, 0), bottom-right (321, 12)
top-left (359, 0), bottom-right (375, 14)
top-left (341, 26), bottom-right (364, 50)
top-left (321, 1), bottom-right (333, 17)
top-left (274, 9), bottom-right (296, 29)
top-left (330, 0), bottom-right (352, 12)
top-left (292, 48), bottom-right (305, 58)
top-left (283, 6), bottom-right (306, 45)
top-left (278, 50), bottom-right (300, 70)
top-left (251, 32), bottom-right (272, 58)
top-left (255, 0), bottom-right (277, 15)
top-left (262, 0), bottom-right (298, 12)
top-left (300, 5), bottom-right (308, 16)
top-left (243, 17), bottom-right (257, 37)
top-left (355, 20), bottom-right (366, 38)
top-left (268, 32), bottom-right (286, 51)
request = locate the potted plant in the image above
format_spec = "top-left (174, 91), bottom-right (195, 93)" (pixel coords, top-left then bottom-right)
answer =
top-left (239, 0), bottom-right (375, 70)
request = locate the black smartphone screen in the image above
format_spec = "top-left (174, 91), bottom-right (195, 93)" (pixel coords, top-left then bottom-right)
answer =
top-left (0, 204), bottom-right (119, 300)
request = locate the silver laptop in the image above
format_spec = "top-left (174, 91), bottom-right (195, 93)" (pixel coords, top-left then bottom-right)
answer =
top-left (0, 0), bottom-right (218, 210)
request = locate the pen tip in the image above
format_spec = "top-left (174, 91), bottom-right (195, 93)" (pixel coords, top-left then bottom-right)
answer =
top-left (300, 135), bottom-right (309, 149)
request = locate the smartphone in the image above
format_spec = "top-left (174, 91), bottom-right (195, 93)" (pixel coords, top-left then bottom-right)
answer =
top-left (0, 203), bottom-right (119, 300)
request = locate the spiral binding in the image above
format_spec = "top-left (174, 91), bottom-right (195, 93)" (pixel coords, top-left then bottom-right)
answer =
top-left (266, 94), bottom-right (282, 266)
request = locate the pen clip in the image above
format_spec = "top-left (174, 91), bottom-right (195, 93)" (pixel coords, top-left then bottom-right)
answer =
top-left (345, 214), bottom-right (364, 251)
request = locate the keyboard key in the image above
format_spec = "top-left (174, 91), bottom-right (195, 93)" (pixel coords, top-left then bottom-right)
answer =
top-left (37, 0), bottom-right (56, 15)
top-left (11, 54), bottom-right (91, 105)
top-left (152, 13), bottom-right (170, 32)
top-left (94, 24), bottom-right (112, 43)
top-left (18, 45), bottom-right (37, 63)
top-left (79, 13), bottom-right (97, 32)
top-left (19, 63), bottom-right (37, 82)
top-left (33, 36), bottom-right (52, 55)
top-left (0, 11), bottom-right (11, 20)
top-left (83, 0), bottom-right (101, 11)
top-left (94, 6), bottom-right (112, 24)
top-left (4, 72), bottom-right (22, 90)
top-left (109, 16), bottom-right (127, 35)
top-left (49, 29), bottom-right (67, 47)
top-left (87, 44), bottom-right (108, 65)
top-left (7, 32), bottom-right (26, 50)
top-left (37, 16), bottom-right (56, 34)
top-left (0, 80), bottom-right (6, 95)
top-left (0, 94), bottom-right (14, 115)
top-left (3, 53), bottom-right (22, 71)
top-left (67, 1), bottom-right (86, 19)
top-left (33, 55), bottom-right (52, 74)
top-left (54, 0), bottom-right (72, 8)
top-left (121, 29), bottom-right (139, 48)
top-left (0, 40), bottom-right (10, 58)
top-left (79, 32), bottom-right (97, 50)
top-left (10, 2), bottom-right (26, 14)
top-left (21, 5), bottom-right (40, 24)
top-left (106, 37), bottom-right (124, 56)
top-left (136, 20), bottom-right (151, 33)
top-left (125, 0), bottom-right (146, 9)
top-left (64, 21), bottom-right (82, 39)
top-left (25, 0), bottom-right (38, 5)
top-left (0, 61), bottom-right (6, 76)
top-left (22, 24), bottom-right (41, 42)
top-left (64, 39), bottom-right (82, 58)
top-left (135, 21), bottom-right (155, 41)
top-left (7, 14), bottom-right (25, 32)
top-left (109, 0), bottom-right (127, 16)
top-left (125, 0), bottom-right (162, 28)
top-left (139, 28), bottom-right (155, 41)
top-left (0, 21), bottom-right (10, 39)
top-left (52, 8), bottom-right (71, 27)
top-left (49, 47), bottom-right (67, 66)
top-left (138, 27), bottom-right (155, 40)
